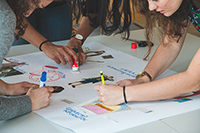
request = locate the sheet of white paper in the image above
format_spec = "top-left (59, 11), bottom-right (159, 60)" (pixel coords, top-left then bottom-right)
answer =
top-left (2, 42), bottom-right (200, 133)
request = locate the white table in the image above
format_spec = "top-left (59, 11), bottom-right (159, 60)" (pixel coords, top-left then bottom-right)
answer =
top-left (1, 29), bottom-right (200, 133)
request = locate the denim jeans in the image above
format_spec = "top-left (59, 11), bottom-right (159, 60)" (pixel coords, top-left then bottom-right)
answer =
top-left (12, 3), bottom-right (72, 46)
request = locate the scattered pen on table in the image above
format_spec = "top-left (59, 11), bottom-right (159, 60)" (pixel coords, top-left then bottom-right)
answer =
top-left (100, 71), bottom-right (105, 85)
top-left (87, 60), bottom-right (105, 63)
top-left (39, 71), bottom-right (47, 87)
top-left (121, 37), bottom-right (154, 47)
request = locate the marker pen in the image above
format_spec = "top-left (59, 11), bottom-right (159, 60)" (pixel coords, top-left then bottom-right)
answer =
top-left (100, 71), bottom-right (105, 85)
top-left (39, 71), bottom-right (47, 87)
top-left (72, 48), bottom-right (79, 71)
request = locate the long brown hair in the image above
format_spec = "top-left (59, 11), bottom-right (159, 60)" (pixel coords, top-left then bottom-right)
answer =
top-left (136, 0), bottom-right (191, 60)
top-left (70, 0), bottom-right (135, 39)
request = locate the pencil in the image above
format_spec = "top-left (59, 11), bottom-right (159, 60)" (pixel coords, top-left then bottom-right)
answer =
top-left (100, 71), bottom-right (105, 85)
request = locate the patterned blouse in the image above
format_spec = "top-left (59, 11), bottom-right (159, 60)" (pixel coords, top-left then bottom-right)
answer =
top-left (188, 4), bottom-right (200, 32)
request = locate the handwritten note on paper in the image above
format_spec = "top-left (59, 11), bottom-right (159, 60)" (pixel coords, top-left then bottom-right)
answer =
top-left (64, 107), bottom-right (88, 121)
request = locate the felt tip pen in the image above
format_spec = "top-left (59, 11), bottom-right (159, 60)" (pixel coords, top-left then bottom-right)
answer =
top-left (100, 71), bottom-right (105, 85)
top-left (39, 71), bottom-right (47, 87)
top-left (72, 48), bottom-right (79, 71)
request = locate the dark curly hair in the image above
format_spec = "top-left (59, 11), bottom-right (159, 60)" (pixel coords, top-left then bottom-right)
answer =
top-left (6, 0), bottom-right (40, 39)
top-left (6, 0), bottom-right (65, 39)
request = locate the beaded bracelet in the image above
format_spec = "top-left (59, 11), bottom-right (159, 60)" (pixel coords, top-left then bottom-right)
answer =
top-left (123, 86), bottom-right (127, 103)
top-left (39, 40), bottom-right (50, 51)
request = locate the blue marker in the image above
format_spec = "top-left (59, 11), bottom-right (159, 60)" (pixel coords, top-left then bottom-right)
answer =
top-left (39, 71), bottom-right (47, 87)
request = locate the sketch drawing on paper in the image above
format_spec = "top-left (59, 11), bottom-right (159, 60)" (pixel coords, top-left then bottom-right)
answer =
top-left (81, 100), bottom-right (131, 115)
top-left (29, 65), bottom-right (65, 82)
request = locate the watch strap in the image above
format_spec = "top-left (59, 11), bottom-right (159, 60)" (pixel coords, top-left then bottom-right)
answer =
top-left (72, 34), bottom-right (84, 45)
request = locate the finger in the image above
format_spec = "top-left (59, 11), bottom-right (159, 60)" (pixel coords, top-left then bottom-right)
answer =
top-left (78, 53), bottom-right (83, 65)
top-left (115, 81), bottom-right (121, 86)
top-left (22, 81), bottom-right (36, 88)
top-left (58, 55), bottom-right (67, 65)
top-left (47, 87), bottom-right (54, 92)
top-left (97, 92), bottom-right (101, 98)
top-left (53, 57), bottom-right (61, 64)
top-left (61, 47), bottom-right (75, 66)
top-left (78, 48), bottom-right (86, 64)
top-left (52, 52), bottom-right (66, 65)
top-left (116, 81), bottom-right (125, 87)
top-left (64, 54), bottom-right (73, 66)
top-left (94, 84), bottom-right (101, 91)
top-left (100, 92), bottom-right (103, 96)
top-left (99, 96), bottom-right (104, 102)
top-left (65, 47), bottom-right (79, 63)
top-left (30, 85), bottom-right (38, 90)
top-left (23, 87), bottom-right (29, 92)
top-left (80, 52), bottom-right (87, 64)
top-left (49, 92), bottom-right (52, 97)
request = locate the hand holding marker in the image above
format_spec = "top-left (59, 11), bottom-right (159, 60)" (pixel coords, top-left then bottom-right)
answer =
top-left (39, 71), bottom-right (47, 87)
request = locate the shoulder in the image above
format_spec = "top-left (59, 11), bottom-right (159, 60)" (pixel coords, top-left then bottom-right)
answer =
top-left (0, 0), bottom-right (16, 68)
top-left (0, 0), bottom-right (16, 29)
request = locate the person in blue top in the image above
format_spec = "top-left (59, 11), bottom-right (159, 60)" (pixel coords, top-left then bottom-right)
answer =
top-left (13, 0), bottom-right (82, 66)
top-left (95, 0), bottom-right (200, 105)
top-left (12, 1), bottom-right (72, 47)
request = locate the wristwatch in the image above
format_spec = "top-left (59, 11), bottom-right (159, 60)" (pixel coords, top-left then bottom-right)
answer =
top-left (73, 34), bottom-right (84, 44)
top-left (136, 71), bottom-right (152, 81)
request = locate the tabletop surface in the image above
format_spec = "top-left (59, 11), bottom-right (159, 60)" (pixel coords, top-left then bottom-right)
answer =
top-left (1, 29), bottom-right (200, 133)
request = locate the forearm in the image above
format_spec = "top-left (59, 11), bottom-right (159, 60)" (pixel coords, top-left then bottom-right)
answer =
top-left (127, 46), bottom-right (200, 102)
top-left (75, 16), bottom-right (95, 43)
top-left (144, 40), bottom-right (182, 80)
top-left (0, 95), bottom-right (32, 120)
top-left (144, 29), bottom-right (188, 81)
top-left (0, 80), bottom-right (8, 95)
top-left (127, 70), bottom-right (199, 102)
top-left (15, 18), bottom-right (47, 49)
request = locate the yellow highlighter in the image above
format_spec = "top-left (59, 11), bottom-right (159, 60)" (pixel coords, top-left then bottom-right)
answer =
top-left (100, 71), bottom-right (105, 85)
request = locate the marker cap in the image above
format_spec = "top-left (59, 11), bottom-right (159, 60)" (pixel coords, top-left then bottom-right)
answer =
top-left (40, 71), bottom-right (47, 82)
top-left (131, 42), bottom-right (137, 49)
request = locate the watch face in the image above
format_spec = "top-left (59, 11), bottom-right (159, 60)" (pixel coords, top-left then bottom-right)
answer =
top-left (76, 34), bottom-right (83, 40)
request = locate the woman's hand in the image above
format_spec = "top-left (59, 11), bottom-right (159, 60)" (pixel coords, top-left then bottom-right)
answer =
top-left (94, 84), bottom-right (124, 105)
top-left (26, 85), bottom-right (54, 110)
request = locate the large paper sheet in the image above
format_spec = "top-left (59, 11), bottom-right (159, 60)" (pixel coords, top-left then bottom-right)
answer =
top-left (2, 42), bottom-right (200, 133)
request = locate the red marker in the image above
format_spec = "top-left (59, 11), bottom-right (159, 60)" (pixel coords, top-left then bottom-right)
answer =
top-left (72, 48), bottom-right (79, 72)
